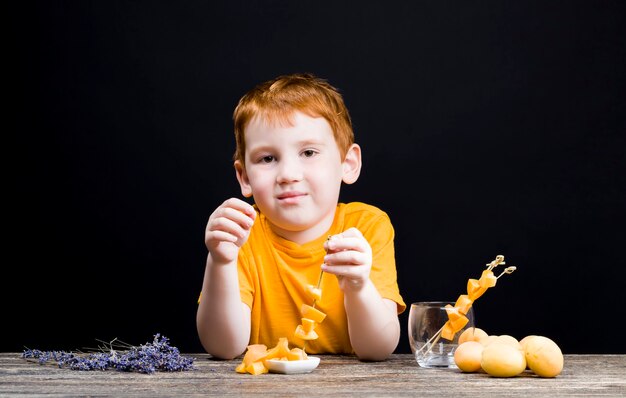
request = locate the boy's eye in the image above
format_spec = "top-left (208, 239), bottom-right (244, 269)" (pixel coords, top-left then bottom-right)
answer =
top-left (302, 149), bottom-right (317, 158)
top-left (260, 156), bottom-right (275, 163)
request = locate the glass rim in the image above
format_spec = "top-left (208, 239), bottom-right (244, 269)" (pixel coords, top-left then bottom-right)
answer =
top-left (410, 301), bottom-right (456, 307)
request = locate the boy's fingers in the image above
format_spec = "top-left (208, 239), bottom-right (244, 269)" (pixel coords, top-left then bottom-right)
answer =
top-left (339, 227), bottom-right (363, 238)
top-left (324, 250), bottom-right (368, 266)
top-left (321, 263), bottom-right (367, 279)
top-left (207, 230), bottom-right (238, 244)
top-left (222, 198), bottom-right (256, 218)
top-left (326, 236), bottom-right (368, 253)
top-left (220, 207), bottom-right (254, 229)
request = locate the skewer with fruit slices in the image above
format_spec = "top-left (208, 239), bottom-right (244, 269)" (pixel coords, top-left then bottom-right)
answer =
top-left (235, 237), bottom-right (331, 374)
top-left (415, 255), bottom-right (516, 357)
top-left (235, 283), bottom-right (325, 374)
top-left (294, 236), bottom-right (332, 346)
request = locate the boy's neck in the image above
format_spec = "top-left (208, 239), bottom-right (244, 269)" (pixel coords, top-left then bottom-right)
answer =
top-left (266, 207), bottom-right (338, 246)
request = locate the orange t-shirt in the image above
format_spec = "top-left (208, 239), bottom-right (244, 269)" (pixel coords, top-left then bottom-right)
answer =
top-left (238, 202), bottom-right (406, 354)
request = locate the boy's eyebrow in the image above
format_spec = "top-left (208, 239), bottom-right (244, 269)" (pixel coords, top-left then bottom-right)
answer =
top-left (246, 144), bottom-right (273, 154)
top-left (248, 138), bottom-right (329, 152)
top-left (296, 138), bottom-right (328, 147)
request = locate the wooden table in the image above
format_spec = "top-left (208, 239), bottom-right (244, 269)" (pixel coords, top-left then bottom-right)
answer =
top-left (1, 353), bottom-right (624, 397)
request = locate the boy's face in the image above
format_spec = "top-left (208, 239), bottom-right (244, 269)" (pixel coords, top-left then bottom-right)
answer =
top-left (235, 111), bottom-right (360, 243)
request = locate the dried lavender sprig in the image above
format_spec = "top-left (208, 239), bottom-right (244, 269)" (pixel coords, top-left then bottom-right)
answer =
top-left (22, 334), bottom-right (194, 374)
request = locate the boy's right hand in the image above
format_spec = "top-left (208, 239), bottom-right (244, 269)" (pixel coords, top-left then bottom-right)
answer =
top-left (205, 198), bottom-right (256, 265)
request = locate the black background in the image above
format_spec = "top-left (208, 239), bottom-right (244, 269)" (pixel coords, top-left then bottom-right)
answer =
top-left (7, 1), bottom-right (625, 355)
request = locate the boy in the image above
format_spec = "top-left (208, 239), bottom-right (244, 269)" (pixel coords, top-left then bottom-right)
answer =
top-left (197, 73), bottom-right (405, 361)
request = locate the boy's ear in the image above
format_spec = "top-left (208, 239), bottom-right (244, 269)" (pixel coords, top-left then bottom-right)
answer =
top-left (234, 160), bottom-right (253, 198)
top-left (342, 143), bottom-right (362, 185)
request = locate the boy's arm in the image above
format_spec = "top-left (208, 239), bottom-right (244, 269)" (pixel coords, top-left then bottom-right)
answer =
top-left (196, 254), bottom-right (251, 359)
top-left (196, 198), bottom-right (255, 359)
top-left (322, 228), bottom-right (400, 361)
top-left (343, 281), bottom-right (400, 361)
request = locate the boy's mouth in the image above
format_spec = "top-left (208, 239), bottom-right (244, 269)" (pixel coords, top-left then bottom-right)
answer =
top-left (277, 191), bottom-right (307, 203)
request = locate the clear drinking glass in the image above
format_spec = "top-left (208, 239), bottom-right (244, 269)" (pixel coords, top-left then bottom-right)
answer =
top-left (408, 301), bottom-right (475, 368)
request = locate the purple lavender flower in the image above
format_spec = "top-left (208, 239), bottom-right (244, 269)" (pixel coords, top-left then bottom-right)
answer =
top-left (22, 334), bottom-right (194, 374)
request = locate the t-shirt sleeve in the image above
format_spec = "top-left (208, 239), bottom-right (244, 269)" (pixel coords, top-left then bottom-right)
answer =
top-left (361, 211), bottom-right (407, 314)
top-left (237, 246), bottom-right (254, 309)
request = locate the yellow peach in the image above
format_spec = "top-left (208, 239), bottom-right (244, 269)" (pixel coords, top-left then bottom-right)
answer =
top-left (481, 334), bottom-right (520, 348)
top-left (519, 335), bottom-right (537, 351)
top-left (480, 335), bottom-right (499, 347)
top-left (519, 335), bottom-right (537, 368)
top-left (481, 343), bottom-right (526, 377)
top-left (494, 334), bottom-right (522, 348)
top-left (454, 341), bottom-right (484, 372)
top-left (522, 335), bottom-right (564, 377)
top-left (458, 327), bottom-right (489, 345)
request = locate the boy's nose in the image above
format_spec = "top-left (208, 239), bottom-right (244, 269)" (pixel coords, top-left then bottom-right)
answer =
top-left (276, 157), bottom-right (303, 183)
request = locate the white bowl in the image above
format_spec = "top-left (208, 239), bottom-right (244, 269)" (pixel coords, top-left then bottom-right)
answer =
top-left (265, 357), bottom-right (320, 374)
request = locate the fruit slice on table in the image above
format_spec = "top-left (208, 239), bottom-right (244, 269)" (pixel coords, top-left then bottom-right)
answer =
top-left (245, 361), bottom-right (269, 375)
top-left (263, 337), bottom-right (291, 363)
top-left (286, 347), bottom-right (308, 361)
top-left (300, 304), bottom-right (327, 323)
top-left (236, 338), bottom-right (315, 375)
top-left (235, 344), bottom-right (268, 373)
top-left (241, 344), bottom-right (267, 367)
top-left (306, 284), bottom-right (322, 301)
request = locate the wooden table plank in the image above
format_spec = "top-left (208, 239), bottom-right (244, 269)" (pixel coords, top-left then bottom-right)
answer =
top-left (1, 353), bottom-right (625, 397)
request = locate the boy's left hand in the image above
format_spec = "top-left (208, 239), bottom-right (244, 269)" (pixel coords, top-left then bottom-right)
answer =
top-left (321, 227), bottom-right (372, 291)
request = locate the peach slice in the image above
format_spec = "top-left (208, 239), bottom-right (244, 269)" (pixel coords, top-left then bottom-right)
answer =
top-left (444, 305), bottom-right (470, 331)
top-left (454, 294), bottom-right (474, 315)
top-left (263, 337), bottom-right (291, 363)
top-left (479, 269), bottom-right (497, 288)
top-left (286, 347), bottom-right (308, 361)
top-left (294, 324), bottom-right (319, 340)
top-left (306, 284), bottom-right (322, 301)
top-left (301, 318), bottom-right (316, 333)
top-left (300, 304), bottom-right (327, 323)
top-left (467, 278), bottom-right (488, 301)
